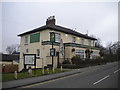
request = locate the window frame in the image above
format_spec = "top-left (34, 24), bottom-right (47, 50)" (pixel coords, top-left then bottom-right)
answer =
top-left (81, 38), bottom-right (84, 45)
top-left (88, 40), bottom-right (91, 46)
top-left (55, 33), bottom-right (61, 42)
top-left (24, 35), bottom-right (28, 45)
top-left (75, 49), bottom-right (84, 59)
top-left (30, 32), bottom-right (40, 43)
top-left (72, 37), bottom-right (76, 43)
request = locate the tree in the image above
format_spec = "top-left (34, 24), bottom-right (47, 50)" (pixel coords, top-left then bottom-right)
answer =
top-left (111, 41), bottom-right (120, 54)
top-left (6, 44), bottom-right (20, 54)
top-left (106, 42), bottom-right (113, 55)
top-left (90, 35), bottom-right (103, 48)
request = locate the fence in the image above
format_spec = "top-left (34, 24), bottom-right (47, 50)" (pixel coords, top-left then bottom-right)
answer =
top-left (1, 64), bottom-right (18, 73)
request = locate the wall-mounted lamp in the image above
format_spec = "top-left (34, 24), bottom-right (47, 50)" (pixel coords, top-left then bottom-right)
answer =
top-left (65, 34), bottom-right (68, 36)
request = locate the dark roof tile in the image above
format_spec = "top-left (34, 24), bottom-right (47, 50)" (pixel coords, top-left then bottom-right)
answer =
top-left (18, 25), bottom-right (97, 40)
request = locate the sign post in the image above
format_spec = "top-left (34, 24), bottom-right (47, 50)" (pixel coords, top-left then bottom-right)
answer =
top-left (59, 39), bottom-right (64, 64)
top-left (50, 32), bottom-right (55, 68)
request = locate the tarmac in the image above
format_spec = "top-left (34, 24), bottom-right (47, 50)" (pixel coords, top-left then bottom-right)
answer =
top-left (2, 65), bottom-right (100, 89)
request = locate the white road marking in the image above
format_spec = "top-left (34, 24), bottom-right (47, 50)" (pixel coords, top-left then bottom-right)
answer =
top-left (93, 75), bottom-right (110, 85)
top-left (114, 69), bottom-right (120, 74)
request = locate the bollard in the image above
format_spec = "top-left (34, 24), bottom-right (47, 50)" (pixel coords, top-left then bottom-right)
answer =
top-left (52, 67), bottom-right (55, 73)
top-left (47, 68), bottom-right (49, 74)
top-left (30, 69), bottom-right (32, 76)
top-left (28, 67), bottom-right (32, 76)
top-left (42, 67), bottom-right (44, 75)
top-left (14, 71), bottom-right (17, 79)
top-left (61, 66), bottom-right (63, 71)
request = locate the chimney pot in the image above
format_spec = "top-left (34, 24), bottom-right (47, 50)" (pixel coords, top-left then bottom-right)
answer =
top-left (46, 16), bottom-right (55, 26)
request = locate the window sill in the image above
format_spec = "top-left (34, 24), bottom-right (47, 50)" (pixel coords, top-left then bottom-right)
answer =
top-left (36, 56), bottom-right (40, 59)
top-left (24, 44), bottom-right (28, 45)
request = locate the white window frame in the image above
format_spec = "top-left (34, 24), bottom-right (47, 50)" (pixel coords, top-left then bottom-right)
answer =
top-left (25, 35), bottom-right (28, 45)
top-left (72, 37), bottom-right (76, 43)
top-left (75, 49), bottom-right (84, 59)
top-left (81, 38), bottom-right (84, 45)
top-left (55, 33), bottom-right (60, 42)
top-left (92, 51), bottom-right (99, 59)
top-left (88, 40), bottom-right (91, 46)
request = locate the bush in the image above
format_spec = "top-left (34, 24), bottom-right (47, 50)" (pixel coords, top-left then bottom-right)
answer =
top-left (71, 55), bottom-right (83, 65)
top-left (62, 60), bottom-right (71, 64)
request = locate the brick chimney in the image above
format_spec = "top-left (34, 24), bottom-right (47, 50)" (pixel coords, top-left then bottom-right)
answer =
top-left (46, 16), bottom-right (55, 26)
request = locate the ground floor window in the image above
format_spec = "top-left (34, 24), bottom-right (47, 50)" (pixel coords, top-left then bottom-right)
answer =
top-left (75, 49), bottom-right (84, 59)
top-left (92, 51), bottom-right (99, 59)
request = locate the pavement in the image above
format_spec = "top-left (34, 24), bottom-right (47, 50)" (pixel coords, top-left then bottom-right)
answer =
top-left (2, 62), bottom-right (119, 89)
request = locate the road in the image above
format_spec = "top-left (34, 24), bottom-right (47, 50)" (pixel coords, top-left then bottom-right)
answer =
top-left (21, 61), bottom-right (119, 88)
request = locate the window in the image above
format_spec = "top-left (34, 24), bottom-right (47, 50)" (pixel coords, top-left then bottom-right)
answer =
top-left (72, 37), bottom-right (76, 43)
top-left (75, 50), bottom-right (84, 59)
top-left (92, 51), bottom-right (99, 59)
top-left (55, 33), bottom-right (60, 42)
top-left (30, 33), bottom-right (40, 43)
top-left (37, 49), bottom-right (40, 56)
top-left (25, 35), bottom-right (28, 44)
top-left (50, 32), bottom-right (60, 42)
top-left (81, 38), bottom-right (84, 45)
top-left (50, 32), bottom-right (55, 42)
top-left (26, 49), bottom-right (29, 53)
top-left (88, 40), bottom-right (91, 46)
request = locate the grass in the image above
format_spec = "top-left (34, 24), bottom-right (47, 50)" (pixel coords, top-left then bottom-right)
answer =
top-left (2, 68), bottom-right (69, 82)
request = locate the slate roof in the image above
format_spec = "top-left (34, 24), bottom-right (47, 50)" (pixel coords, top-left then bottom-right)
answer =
top-left (0, 54), bottom-right (19, 61)
top-left (18, 24), bottom-right (97, 40)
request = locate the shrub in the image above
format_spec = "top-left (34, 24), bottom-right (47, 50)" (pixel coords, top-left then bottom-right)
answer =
top-left (71, 55), bottom-right (83, 65)
top-left (62, 60), bottom-right (71, 64)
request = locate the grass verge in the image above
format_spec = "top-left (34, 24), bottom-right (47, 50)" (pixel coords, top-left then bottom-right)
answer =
top-left (2, 68), bottom-right (69, 82)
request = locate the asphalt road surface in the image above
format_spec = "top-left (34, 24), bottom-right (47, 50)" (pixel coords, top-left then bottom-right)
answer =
top-left (21, 61), bottom-right (119, 88)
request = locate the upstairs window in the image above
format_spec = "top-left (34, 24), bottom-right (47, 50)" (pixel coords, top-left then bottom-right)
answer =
top-left (72, 37), bottom-right (76, 43)
top-left (88, 40), bottom-right (91, 46)
top-left (55, 33), bottom-right (60, 42)
top-left (50, 32), bottom-right (60, 42)
top-left (81, 38), bottom-right (84, 45)
top-left (25, 35), bottom-right (28, 44)
top-left (30, 33), bottom-right (40, 43)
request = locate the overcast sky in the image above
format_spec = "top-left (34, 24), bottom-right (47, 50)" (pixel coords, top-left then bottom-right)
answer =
top-left (1, 1), bottom-right (118, 53)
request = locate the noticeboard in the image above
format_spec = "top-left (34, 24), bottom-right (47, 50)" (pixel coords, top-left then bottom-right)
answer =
top-left (24, 54), bottom-right (36, 65)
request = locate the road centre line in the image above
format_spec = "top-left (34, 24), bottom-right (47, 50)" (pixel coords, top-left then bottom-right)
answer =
top-left (114, 69), bottom-right (120, 74)
top-left (93, 75), bottom-right (110, 85)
